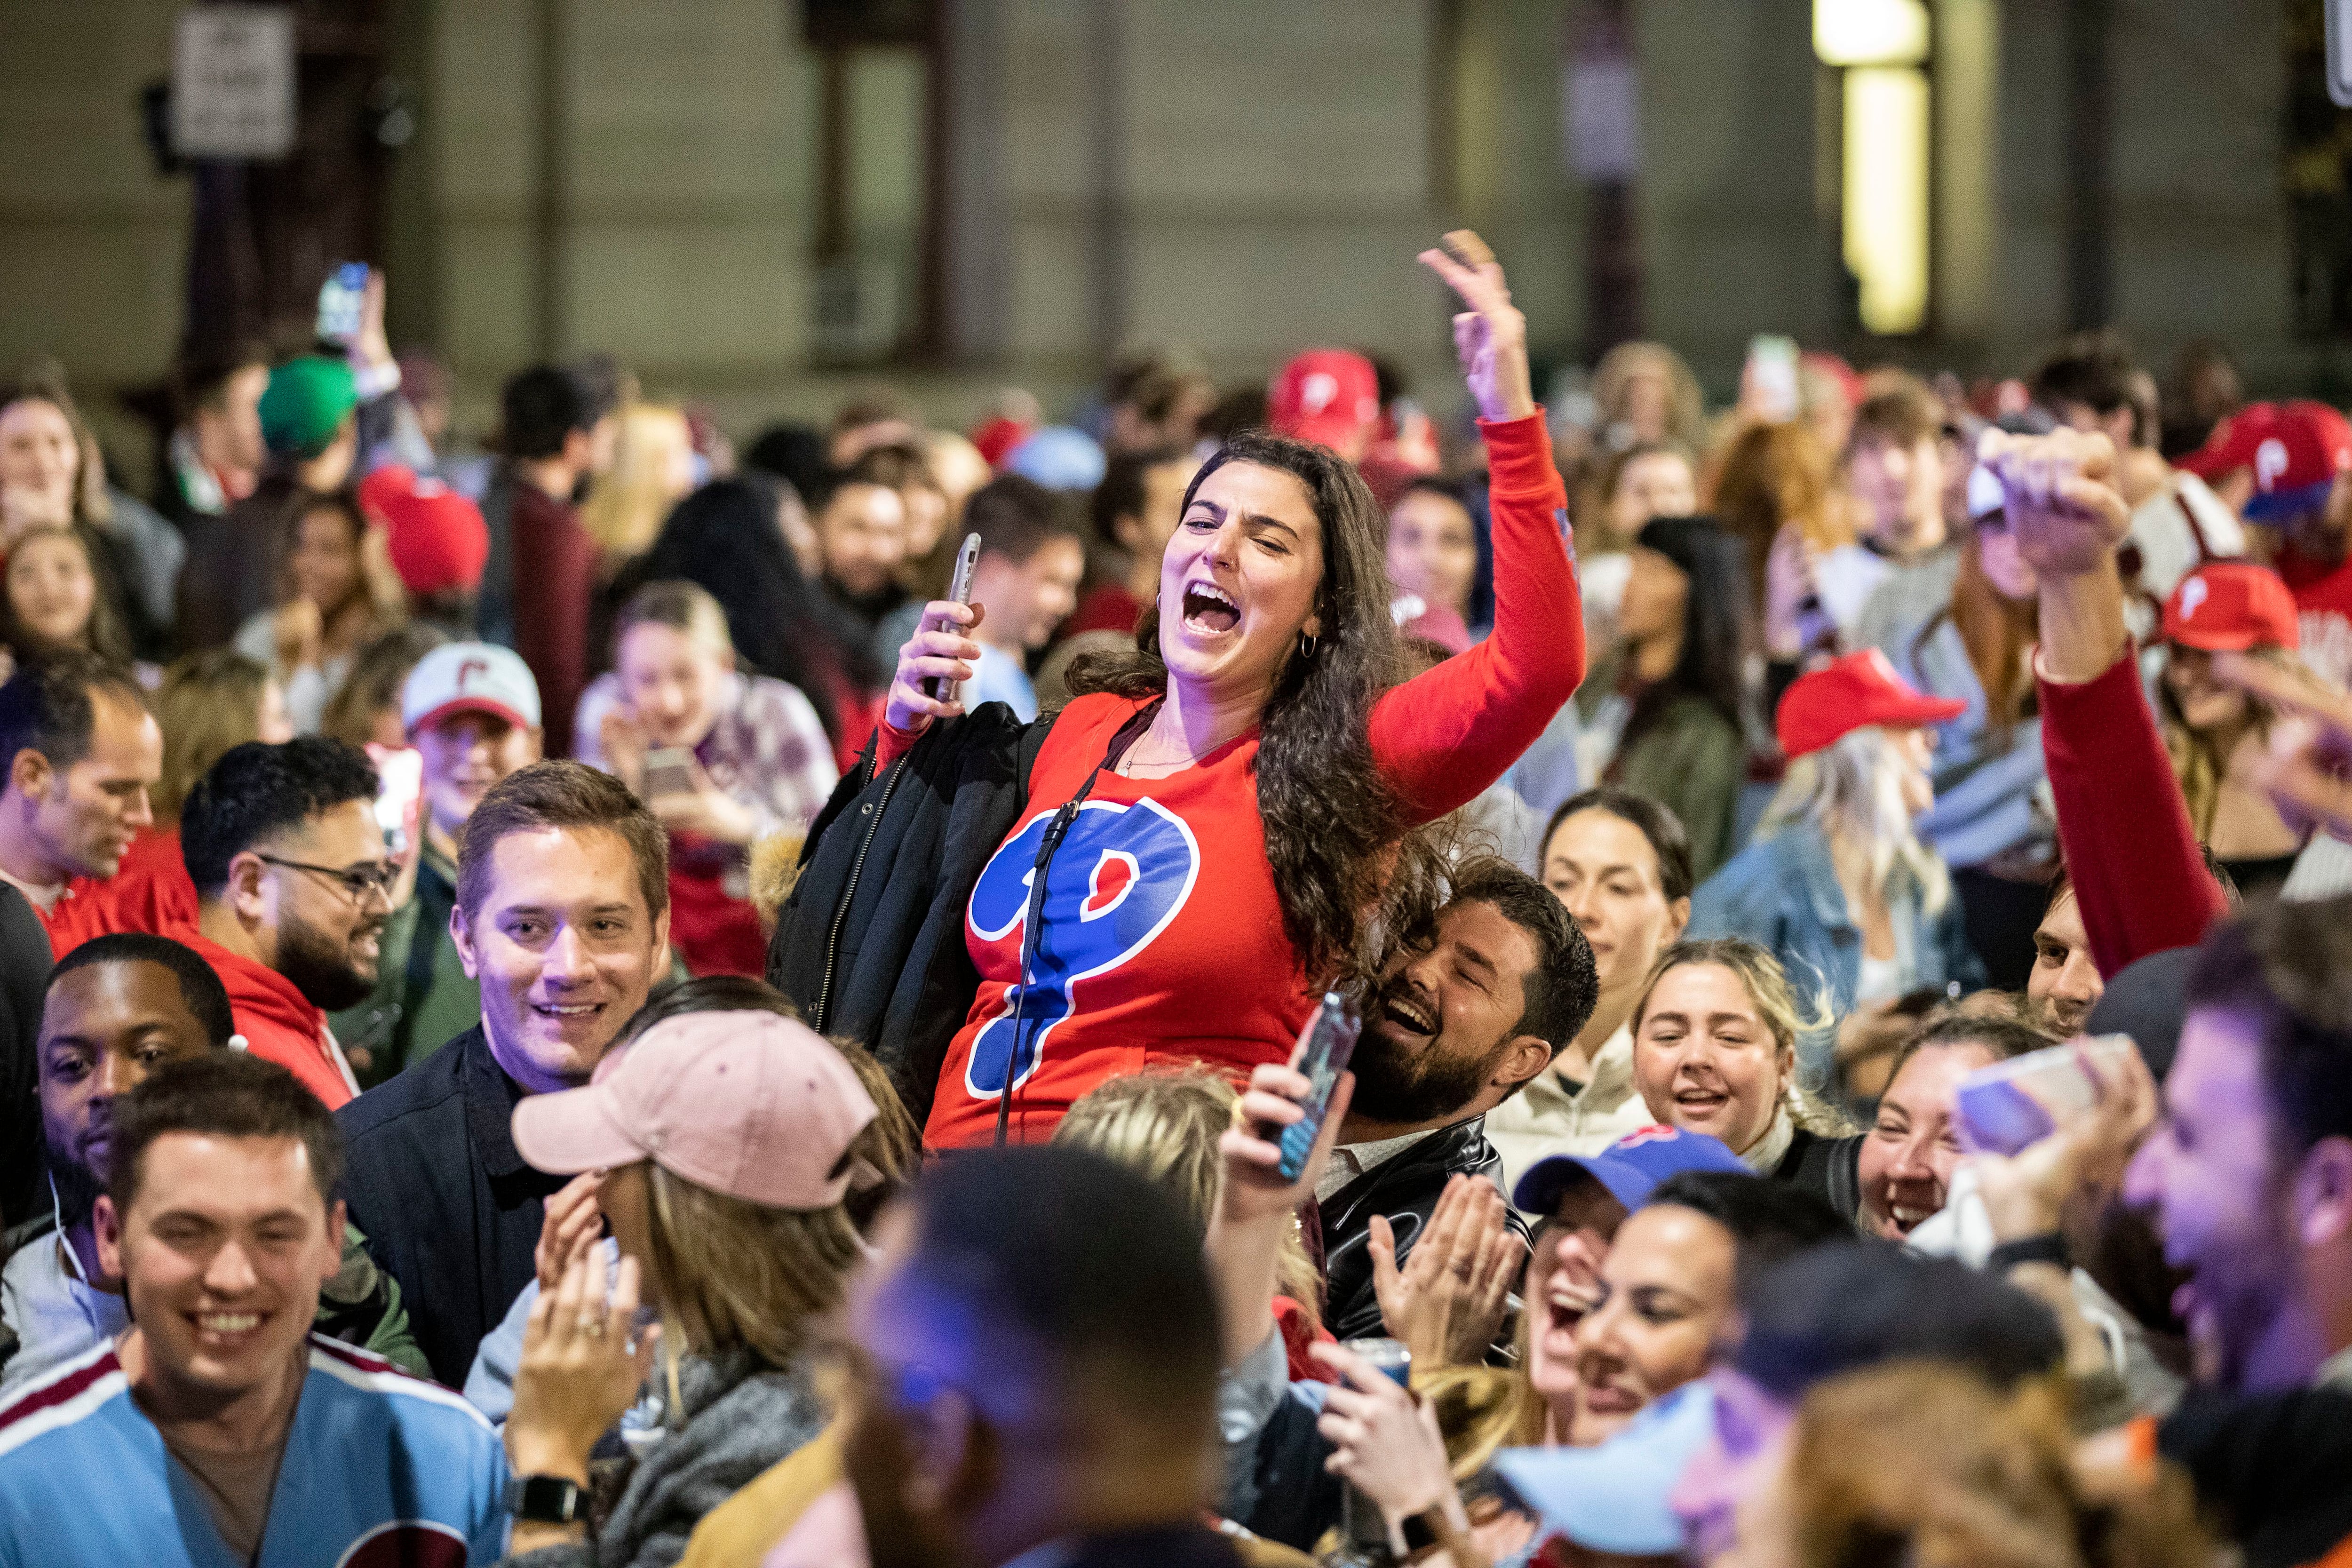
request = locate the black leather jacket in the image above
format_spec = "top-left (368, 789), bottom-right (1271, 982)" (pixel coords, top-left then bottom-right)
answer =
top-left (1318, 1114), bottom-right (1531, 1345)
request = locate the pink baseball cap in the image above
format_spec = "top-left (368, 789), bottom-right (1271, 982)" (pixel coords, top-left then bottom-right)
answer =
top-left (512, 1011), bottom-right (878, 1210)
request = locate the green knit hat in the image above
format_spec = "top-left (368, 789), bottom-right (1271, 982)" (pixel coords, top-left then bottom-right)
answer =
top-left (258, 356), bottom-right (359, 458)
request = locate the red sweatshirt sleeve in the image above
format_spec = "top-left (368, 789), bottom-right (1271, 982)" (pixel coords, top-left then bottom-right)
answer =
top-left (512, 495), bottom-right (595, 759)
top-left (1370, 413), bottom-right (1584, 823)
top-left (2038, 647), bottom-right (2229, 977)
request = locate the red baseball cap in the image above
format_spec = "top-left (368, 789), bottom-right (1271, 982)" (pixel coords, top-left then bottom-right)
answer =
top-left (1268, 349), bottom-right (1381, 452)
top-left (2161, 562), bottom-right (2299, 652)
top-left (359, 465), bottom-right (490, 596)
top-left (1776, 650), bottom-right (1966, 759)
top-left (2178, 401), bottom-right (2352, 521)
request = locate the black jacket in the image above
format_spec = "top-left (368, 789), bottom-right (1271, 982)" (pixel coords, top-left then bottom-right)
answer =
top-left (1318, 1115), bottom-right (1530, 1345)
top-left (1772, 1128), bottom-right (1863, 1221)
top-left (0, 885), bottom-right (49, 1228)
top-left (768, 704), bottom-right (1057, 1126)
top-left (2161, 1384), bottom-right (2352, 1568)
top-left (337, 1025), bottom-right (567, 1386)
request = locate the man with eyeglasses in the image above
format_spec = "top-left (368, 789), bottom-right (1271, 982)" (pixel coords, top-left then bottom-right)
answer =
top-left (174, 738), bottom-right (395, 1109)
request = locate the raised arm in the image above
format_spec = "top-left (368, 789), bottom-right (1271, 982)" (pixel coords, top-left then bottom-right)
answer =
top-left (1982, 429), bottom-right (2229, 975)
top-left (1370, 232), bottom-right (1583, 822)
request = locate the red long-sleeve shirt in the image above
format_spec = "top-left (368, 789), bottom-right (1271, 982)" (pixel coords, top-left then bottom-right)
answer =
top-left (2037, 647), bottom-right (2230, 977)
top-left (922, 413), bottom-right (1582, 1146)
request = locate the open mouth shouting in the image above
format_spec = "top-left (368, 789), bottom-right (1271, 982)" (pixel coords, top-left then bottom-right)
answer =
top-left (1180, 580), bottom-right (1240, 637)
top-left (1374, 983), bottom-right (1438, 1044)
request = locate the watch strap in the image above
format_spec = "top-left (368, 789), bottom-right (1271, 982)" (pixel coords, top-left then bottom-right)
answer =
top-left (1987, 1232), bottom-right (2070, 1272)
top-left (511, 1473), bottom-right (585, 1524)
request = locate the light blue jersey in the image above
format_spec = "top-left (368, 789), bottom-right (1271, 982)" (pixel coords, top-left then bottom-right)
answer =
top-left (0, 1336), bottom-right (508, 1567)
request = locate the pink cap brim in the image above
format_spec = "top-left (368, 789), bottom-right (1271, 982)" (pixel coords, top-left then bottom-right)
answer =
top-left (512, 1082), bottom-right (646, 1178)
top-left (407, 697), bottom-right (536, 737)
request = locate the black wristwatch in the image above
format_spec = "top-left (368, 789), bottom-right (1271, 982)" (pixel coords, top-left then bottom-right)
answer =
top-left (1988, 1233), bottom-right (2071, 1272)
top-left (1400, 1508), bottom-right (1442, 1555)
top-left (511, 1474), bottom-right (586, 1524)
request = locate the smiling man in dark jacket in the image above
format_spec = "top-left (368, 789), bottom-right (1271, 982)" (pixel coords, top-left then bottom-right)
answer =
top-left (1319, 856), bottom-right (1598, 1343)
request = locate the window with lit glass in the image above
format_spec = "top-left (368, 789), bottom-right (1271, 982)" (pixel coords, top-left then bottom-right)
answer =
top-left (1816, 0), bottom-right (1931, 335)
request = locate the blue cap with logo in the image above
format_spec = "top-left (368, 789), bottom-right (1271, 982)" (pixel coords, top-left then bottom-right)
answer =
top-left (1491, 1380), bottom-right (1715, 1555)
top-left (1512, 1125), bottom-right (1749, 1215)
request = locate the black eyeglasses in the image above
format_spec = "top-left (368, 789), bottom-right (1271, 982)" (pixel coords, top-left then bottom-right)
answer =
top-left (255, 854), bottom-right (400, 906)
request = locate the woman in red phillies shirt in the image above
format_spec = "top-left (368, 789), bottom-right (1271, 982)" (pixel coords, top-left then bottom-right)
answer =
top-left (882, 233), bottom-right (1586, 1147)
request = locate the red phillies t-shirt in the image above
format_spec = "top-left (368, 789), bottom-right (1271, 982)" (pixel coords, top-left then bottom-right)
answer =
top-left (924, 692), bottom-right (1311, 1147)
top-left (2287, 554), bottom-right (2352, 690)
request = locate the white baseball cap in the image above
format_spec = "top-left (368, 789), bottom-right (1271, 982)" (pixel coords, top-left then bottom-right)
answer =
top-left (401, 642), bottom-right (541, 735)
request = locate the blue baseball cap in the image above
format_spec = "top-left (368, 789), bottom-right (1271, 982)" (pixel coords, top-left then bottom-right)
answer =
top-left (1512, 1125), bottom-right (1748, 1215)
top-left (1491, 1381), bottom-right (1715, 1555)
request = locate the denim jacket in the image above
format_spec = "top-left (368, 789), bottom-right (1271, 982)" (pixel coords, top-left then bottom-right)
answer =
top-left (1687, 820), bottom-right (1986, 1081)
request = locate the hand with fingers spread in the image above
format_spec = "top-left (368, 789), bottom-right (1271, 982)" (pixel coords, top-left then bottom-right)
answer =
top-left (534, 1171), bottom-right (607, 1294)
top-left (1310, 1339), bottom-right (1471, 1550)
top-left (1419, 230), bottom-right (1535, 423)
top-left (2214, 649), bottom-right (2352, 844)
top-left (1371, 1173), bottom-right (1524, 1369)
top-left (883, 599), bottom-right (988, 739)
top-left (506, 1242), bottom-right (661, 1491)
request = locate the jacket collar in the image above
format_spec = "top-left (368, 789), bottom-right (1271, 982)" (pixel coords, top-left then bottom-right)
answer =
top-left (459, 1026), bottom-right (535, 1181)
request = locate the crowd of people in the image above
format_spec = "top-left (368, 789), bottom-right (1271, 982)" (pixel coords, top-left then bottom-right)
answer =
top-left (0, 225), bottom-right (2344, 1568)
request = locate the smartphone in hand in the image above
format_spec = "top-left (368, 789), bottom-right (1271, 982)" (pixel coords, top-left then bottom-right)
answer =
top-left (1953, 1035), bottom-right (2138, 1155)
top-left (923, 532), bottom-right (984, 704)
top-left (1275, 991), bottom-right (1362, 1181)
top-left (641, 746), bottom-right (695, 803)
top-left (317, 262), bottom-right (368, 347)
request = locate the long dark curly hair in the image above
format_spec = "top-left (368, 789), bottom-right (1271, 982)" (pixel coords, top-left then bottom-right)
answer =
top-left (1067, 430), bottom-right (1437, 980)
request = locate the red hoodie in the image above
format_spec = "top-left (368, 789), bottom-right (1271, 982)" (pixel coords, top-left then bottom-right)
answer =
top-left (176, 930), bottom-right (359, 1110)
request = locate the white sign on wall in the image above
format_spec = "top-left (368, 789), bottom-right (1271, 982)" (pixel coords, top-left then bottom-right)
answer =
top-left (171, 6), bottom-right (296, 159)
top-left (2331, 0), bottom-right (2352, 108)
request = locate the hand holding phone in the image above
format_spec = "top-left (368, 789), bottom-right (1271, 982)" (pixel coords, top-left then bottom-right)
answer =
top-left (640, 747), bottom-right (696, 803)
top-left (922, 533), bottom-right (984, 704)
top-left (1271, 992), bottom-right (1363, 1181)
top-left (1953, 1035), bottom-right (2139, 1156)
top-left (317, 262), bottom-right (369, 347)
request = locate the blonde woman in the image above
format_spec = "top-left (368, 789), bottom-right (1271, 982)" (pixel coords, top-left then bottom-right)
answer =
top-left (579, 402), bottom-right (696, 569)
top-left (1690, 652), bottom-right (1986, 1082)
top-left (575, 579), bottom-right (839, 976)
top-left (232, 489), bottom-right (407, 732)
top-left (495, 992), bottom-right (874, 1567)
top-left (1055, 1067), bottom-right (1327, 1368)
top-left (1627, 937), bottom-right (1858, 1213)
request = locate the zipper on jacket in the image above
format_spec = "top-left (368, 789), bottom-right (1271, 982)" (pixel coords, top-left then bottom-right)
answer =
top-left (813, 753), bottom-right (909, 1034)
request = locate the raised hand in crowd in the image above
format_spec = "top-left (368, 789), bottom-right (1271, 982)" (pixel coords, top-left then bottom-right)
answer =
top-left (504, 1235), bottom-right (662, 1555)
top-left (881, 597), bottom-right (986, 740)
top-left (1963, 1038), bottom-right (2158, 1246)
top-left (1207, 1057), bottom-right (1352, 1368)
top-left (2216, 649), bottom-right (2352, 845)
top-left (1976, 425), bottom-right (2133, 680)
top-left (533, 1170), bottom-right (606, 1293)
top-left (1309, 1338), bottom-right (1483, 1568)
top-left (1369, 1172), bottom-right (1522, 1370)
top-left (1418, 230), bottom-right (1535, 423)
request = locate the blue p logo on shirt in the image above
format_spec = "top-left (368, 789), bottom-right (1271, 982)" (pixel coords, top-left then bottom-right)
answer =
top-left (964, 798), bottom-right (1202, 1096)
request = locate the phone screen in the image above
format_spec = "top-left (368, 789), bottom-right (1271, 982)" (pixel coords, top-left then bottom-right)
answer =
top-left (923, 533), bottom-right (985, 703)
top-left (1746, 334), bottom-right (1800, 422)
top-left (1276, 992), bottom-right (1362, 1181)
top-left (317, 262), bottom-right (368, 346)
top-left (642, 746), bottom-right (695, 802)
top-left (367, 745), bottom-right (423, 856)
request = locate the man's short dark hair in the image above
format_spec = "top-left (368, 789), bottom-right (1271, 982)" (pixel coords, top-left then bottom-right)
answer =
top-left (804, 445), bottom-right (928, 517)
top-left (902, 1145), bottom-right (1218, 1427)
top-left (1543, 787), bottom-right (1697, 905)
top-left (1645, 1171), bottom-right (1849, 1283)
top-left (1845, 383), bottom-right (1941, 458)
top-left (2185, 895), bottom-right (2352, 1164)
top-left (501, 365), bottom-right (606, 462)
top-left (180, 738), bottom-right (380, 899)
top-left (1450, 855), bottom-right (1599, 1058)
top-left (109, 1052), bottom-right (345, 1216)
top-left (2031, 332), bottom-right (2138, 419)
top-left (457, 759), bottom-right (668, 920)
top-left (51, 933), bottom-right (236, 1049)
top-left (1090, 446), bottom-right (1190, 549)
top-left (967, 474), bottom-right (1081, 566)
top-left (1732, 1243), bottom-right (2065, 1402)
top-left (0, 650), bottom-right (147, 784)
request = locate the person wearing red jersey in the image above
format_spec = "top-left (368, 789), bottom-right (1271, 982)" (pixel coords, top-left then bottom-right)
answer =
top-left (829, 233), bottom-right (1583, 1148)
top-left (2178, 400), bottom-right (2352, 689)
top-left (0, 651), bottom-right (162, 956)
top-left (175, 738), bottom-right (393, 1108)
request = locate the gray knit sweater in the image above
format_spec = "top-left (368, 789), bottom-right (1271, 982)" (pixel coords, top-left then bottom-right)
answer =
top-left (498, 1345), bottom-right (829, 1568)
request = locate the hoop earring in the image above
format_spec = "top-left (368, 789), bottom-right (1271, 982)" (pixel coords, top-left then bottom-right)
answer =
top-left (1298, 631), bottom-right (1319, 659)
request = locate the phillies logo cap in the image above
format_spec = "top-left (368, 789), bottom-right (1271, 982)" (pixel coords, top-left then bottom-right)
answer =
top-left (400, 641), bottom-right (542, 735)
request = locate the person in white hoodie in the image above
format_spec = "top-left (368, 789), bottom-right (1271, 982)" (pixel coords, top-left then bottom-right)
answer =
top-left (1487, 787), bottom-right (1693, 1200)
